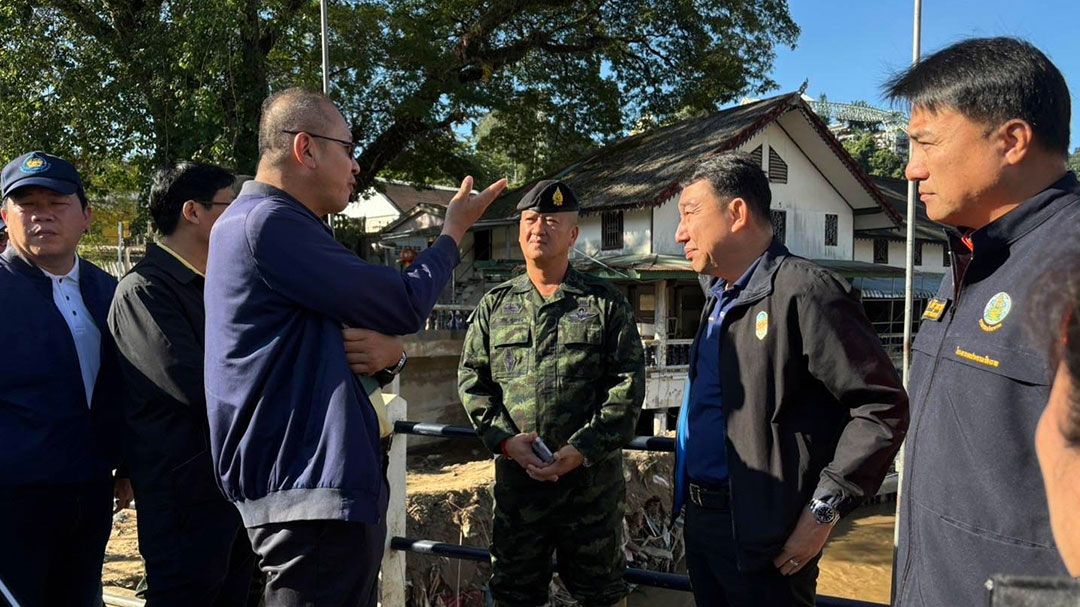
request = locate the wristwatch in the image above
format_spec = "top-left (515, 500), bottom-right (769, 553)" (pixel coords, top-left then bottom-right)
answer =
top-left (387, 349), bottom-right (408, 376)
top-left (373, 350), bottom-right (408, 386)
top-left (809, 498), bottom-right (840, 526)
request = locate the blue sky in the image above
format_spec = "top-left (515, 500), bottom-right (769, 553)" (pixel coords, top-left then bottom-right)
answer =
top-left (767, 0), bottom-right (1080, 151)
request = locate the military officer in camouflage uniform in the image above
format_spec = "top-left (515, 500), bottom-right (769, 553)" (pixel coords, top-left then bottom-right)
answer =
top-left (459, 180), bottom-right (645, 607)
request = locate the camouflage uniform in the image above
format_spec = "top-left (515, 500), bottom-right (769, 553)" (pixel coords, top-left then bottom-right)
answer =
top-left (459, 268), bottom-right (645, 607)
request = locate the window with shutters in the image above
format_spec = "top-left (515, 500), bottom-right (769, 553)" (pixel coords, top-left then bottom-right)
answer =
top-left (873, 238), bottom-right (889, 264)
top-left (749, 145), bottom-right (763, 168)
top-left (825, 214), bottom-right (838, 247)
top-left (770, 210), bottom-right (787, 244)
top-left (601, 211), bottom-right (623, 250)
top-left (914, 241), bottom-right (923, 266)
top-left (768, 147), bottom-right (788, 183)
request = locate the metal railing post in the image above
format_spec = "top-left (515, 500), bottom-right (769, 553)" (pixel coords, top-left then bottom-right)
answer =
top-left (379, 394), bottom-right (408, 606)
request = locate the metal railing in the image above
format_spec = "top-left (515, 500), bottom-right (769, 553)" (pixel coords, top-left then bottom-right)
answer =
top-left (426, 304), bottom-right (474, 331)
top-left (387, 416), bottom-right (888, 607)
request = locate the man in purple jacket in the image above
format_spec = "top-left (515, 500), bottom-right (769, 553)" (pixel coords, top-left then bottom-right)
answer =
top-left (204, 87), bottom-right (505, 605)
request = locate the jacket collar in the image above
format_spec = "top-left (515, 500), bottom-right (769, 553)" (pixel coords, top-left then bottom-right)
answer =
top-left (239, 180), bottom-right (330, 234)
top-left (703, 238), bottom-right (789, 305)
top-left (949, 171), bottom-right (1080, 255)
top-left (2, 246), bottom-right (52, 298)
top-left (508, 264), bottom-right (586, 295)
top-left (1, 245), bottom-right (112, 329)
top-left (144, 242), bottom-right (202, 285)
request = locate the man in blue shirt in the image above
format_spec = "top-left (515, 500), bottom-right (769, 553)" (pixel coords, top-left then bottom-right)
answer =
top-left (204, 88), bottom-right (506, 606)
top-left (0, 152), bottom-right (129, 606)
top-left (673, 153), bottom-right (907, 606)
top-left (679, 257), bottom-right (760, 490)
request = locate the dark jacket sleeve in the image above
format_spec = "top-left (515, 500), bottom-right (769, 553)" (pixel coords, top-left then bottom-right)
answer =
top-left (797, 272), bottom-right (909, 513)
top-left (458, 296), bottom-right (516, 454)
top-left (108, 280), bottom-right (205, 409)
top-left (249, 203), bottom-right (459, 335)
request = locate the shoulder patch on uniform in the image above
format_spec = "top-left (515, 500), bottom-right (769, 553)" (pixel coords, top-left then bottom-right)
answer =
top-left (755, 311), bottom-right (769, 340)
top-left (979, 292), bottom-right (1011, 333)
top-left (502, 302), bottom-right (523, 315)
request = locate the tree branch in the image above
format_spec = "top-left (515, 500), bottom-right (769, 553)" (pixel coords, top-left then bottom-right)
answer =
top-left (45, 0), bottom-right (121, 49)
top-left (259, 0), bottom-right (307, 56)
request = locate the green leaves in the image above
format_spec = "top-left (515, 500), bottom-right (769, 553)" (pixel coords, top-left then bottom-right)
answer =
top-left (1, 0), bottom-right (798, 234)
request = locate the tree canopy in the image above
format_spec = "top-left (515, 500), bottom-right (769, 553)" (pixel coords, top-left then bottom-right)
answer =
top-left (842, 132), bottom-right (905, 179)
top-left (1, 0), bottom-right (799, 238)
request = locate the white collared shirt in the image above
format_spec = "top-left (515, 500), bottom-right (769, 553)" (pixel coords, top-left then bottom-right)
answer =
top-left (42, 258), bottom-right (101, 407)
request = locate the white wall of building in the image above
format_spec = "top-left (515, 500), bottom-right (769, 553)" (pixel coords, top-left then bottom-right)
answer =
top-left (652, 194), bottom-right (682, 256)
top-left (576, 208), bottom-right (652, 257)
top-left (651, 126), bottom-right (857, 260)
top-left (340, 191), bottom-right (400, 233)
top-left (853, 238), bottom-right (950, 273)
top-left (755, 127), bottom-right (854, 260)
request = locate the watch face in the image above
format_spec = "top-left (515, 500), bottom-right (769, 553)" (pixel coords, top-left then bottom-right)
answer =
top-left (812, 502), bottom-right (839, 525)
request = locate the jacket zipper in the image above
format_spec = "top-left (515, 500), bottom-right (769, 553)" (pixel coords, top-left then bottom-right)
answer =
top-left (896, 250), bottom-right (972, 602)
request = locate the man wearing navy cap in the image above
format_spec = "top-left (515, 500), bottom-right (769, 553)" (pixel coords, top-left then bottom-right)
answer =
top-left (0, 151), bottom-right (130, 605)
top-left (459, 180), bottom-right (645, 606)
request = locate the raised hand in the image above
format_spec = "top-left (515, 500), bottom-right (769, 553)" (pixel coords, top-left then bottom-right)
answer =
top-left (441, 176), bottom-right (508, 244)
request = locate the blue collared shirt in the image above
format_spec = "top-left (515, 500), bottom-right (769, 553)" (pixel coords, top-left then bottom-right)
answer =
top-left (678, 256), bottom-right (762, 486)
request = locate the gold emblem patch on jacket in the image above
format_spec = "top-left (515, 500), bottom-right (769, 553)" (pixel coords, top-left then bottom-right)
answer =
top-left (922, 297), bottom-right (948, 321)
top-left (979, 292), bottom-right (1012, 333)
top-left (755, 311), bottom-right (769, 340)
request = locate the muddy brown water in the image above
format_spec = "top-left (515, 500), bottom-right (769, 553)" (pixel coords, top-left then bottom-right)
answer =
top-left (627, 502), bottom-right (895, 606)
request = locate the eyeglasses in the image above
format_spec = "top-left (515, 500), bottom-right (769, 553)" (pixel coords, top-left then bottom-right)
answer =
top-left (281, 130), bottom-right (358, 158)
top-left (191, 200), bottom-right (232, 208)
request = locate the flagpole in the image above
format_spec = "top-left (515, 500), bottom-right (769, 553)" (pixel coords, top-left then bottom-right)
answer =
top-left (320, 0), bottom-right (338, 233)
top-left (893, 0), bottom-right (921, 601)
top-left (320, 0), bottom-right (330, 95)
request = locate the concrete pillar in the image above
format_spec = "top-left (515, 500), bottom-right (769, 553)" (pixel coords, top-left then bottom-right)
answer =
top-left (653, 411), bottom-right (669, 435)
top-left (655, 280), bottom-right (669, 367)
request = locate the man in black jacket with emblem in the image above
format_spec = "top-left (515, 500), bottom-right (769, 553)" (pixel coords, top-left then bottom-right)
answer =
top-left (672, 152), bottom-right (908, 606)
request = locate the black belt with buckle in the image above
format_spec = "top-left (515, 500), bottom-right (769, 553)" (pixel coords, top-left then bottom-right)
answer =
top-left (688, 481), bottom-right (730, 509)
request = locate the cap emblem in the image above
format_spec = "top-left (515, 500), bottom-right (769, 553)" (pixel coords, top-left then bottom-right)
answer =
top-left (21, 154), bottom-right (49, 174)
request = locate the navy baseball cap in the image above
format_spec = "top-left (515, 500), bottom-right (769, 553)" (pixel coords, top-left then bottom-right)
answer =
top-left (1, 151), bottom-right (86, 201)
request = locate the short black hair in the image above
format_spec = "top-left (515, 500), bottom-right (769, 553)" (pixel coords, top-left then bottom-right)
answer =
top-left (884, 37), bottom-right (1071, 155)
top-left (148, 162), bottom-right (234, 235)
top-left (688, 152), bottom-right (772, 224)
top-left (1030, 257), bottom-right (1080, 447)
top-left (257, 88), bottom-right (339, 163)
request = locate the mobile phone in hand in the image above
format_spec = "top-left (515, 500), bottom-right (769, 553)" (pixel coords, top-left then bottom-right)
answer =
top-left (532, 437), bottom-right (555, 464)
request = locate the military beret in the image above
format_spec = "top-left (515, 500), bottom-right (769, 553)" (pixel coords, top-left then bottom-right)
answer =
top-left (516, 180), bottom-right (579, 213)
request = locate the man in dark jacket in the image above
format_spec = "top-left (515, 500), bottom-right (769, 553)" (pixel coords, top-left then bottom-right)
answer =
top-left (204, 88), bottom-right (506, 605)
top-left (672, 152), bottom-right (909, 606)
top-left (108, 162), bottom-right (256, 606)
top-left (886, 37), bottom-right (1078, 606)
top-left (0, 151), bottom-right (129, 605)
